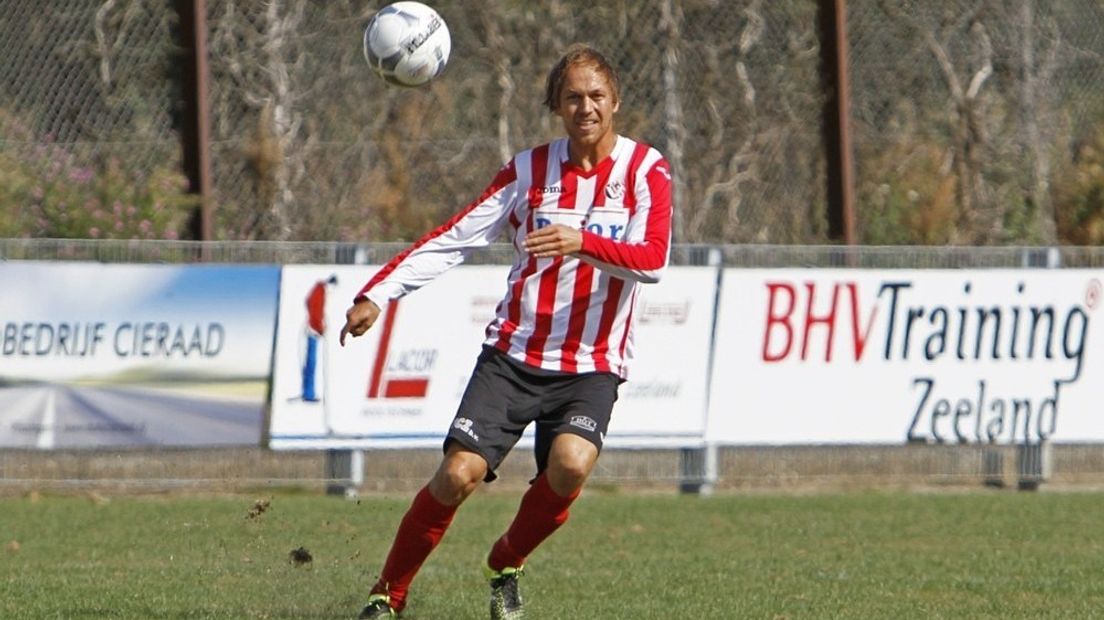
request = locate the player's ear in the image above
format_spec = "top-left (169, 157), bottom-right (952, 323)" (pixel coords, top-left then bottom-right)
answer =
top-left (612, 97), bottom-right (620, 114)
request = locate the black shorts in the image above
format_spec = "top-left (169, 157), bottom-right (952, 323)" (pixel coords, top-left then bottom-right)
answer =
top-left (445, 346), bottom-right (620, 482)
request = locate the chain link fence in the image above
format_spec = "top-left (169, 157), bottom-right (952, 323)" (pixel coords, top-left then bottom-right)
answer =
top-left (850, 0), bottom-right (1104, 245)
top-left (202, 0), bottom-right (826, 243)
top-left (0, 0), bottom-right (192, 241)
top-left (3, 1), bottom-right (1104, 246)
top-left (1, 439), bottom-right (1099, 494)
top-left (6, 237), bottom-right (1104, 269)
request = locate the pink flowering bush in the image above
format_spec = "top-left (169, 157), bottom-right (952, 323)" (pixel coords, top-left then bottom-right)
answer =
top-left (0, 111), bottom-right (195, 239)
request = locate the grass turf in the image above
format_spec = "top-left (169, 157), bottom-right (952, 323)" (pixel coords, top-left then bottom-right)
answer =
top-left (2, 488), bottom-right (1104, 618)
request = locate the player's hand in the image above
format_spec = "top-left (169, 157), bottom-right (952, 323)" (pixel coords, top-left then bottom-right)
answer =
top-left (340, 298), bottom-right (382, 346)
top-left (525, 224), bottom-right (583, 258)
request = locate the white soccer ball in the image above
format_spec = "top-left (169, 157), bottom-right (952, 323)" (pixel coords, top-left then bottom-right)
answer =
top-left (363, 2), bottom-right (451, 87)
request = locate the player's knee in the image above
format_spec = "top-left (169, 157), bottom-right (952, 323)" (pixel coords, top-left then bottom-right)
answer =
top-left (556, 460), bottom-right (589, 484)
top-left (547, 452), bottom-right (594, 493)
top-left (430, 455), bottom-right (486, 504)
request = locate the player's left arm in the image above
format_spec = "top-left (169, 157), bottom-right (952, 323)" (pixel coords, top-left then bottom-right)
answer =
top-left (575, 157), bottom-right (673, 283)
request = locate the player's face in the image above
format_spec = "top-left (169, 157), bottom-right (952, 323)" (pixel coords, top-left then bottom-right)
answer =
top-left (556, 64), bottom-right (620, 155)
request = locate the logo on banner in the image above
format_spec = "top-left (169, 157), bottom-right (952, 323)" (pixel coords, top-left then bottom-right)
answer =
top-left (757, 277), bottom-right (1096, 444)
top-left (366, 299), bottom-right (437, 399)
top-left (638, 299), bottom-right (691, 325)
top-left (470, 295), bottom-right (500, 324)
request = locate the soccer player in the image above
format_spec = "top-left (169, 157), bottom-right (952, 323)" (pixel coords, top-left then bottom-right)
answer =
top-left (343, 44), bottom-right (673, 620)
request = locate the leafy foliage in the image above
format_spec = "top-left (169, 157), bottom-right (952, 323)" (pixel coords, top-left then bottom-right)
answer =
top-left (0, 111), bottom-right (194, 240)
top-left (1053, 125), bottom-right (1104, 244)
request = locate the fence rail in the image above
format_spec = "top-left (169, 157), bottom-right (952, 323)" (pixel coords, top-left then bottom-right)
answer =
top-left (0, 443), bottom-right (1099, 494)
top-left (5, 238), bottom-right (1104, 268)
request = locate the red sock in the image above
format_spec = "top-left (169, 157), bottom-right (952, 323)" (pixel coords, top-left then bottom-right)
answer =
top-left (370, 485), bottom-right (457, 611)
top-left (487, 473), bottom-right (580, 571)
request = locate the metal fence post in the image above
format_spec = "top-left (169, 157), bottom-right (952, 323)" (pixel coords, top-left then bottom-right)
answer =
top-left (1016, 440), bottom-right (1052, 491)
top-left (679, 444), bottom-right (717, 495)
top-left (325, 449), bottom-right (364, 498)
top-left (981, 445), bottom-right (1006, 488)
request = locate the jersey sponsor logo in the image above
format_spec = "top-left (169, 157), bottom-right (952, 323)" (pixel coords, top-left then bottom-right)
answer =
top-left (583, 222), bottom-right (625, 241)
top-left (538, 186), bottom-right (564, 194)
top-left (533, 209), bottom-right (586, 236)
top-left (452, 417), bottom-right (480, 441)
top-left (569, 415), bottom-right (598, 433)
top-left (638, 299), bottom-right (691, 325)
top-left (583, 207), bottom-right (629, 241)
top-left (533, 211), bottom-right (626, 242)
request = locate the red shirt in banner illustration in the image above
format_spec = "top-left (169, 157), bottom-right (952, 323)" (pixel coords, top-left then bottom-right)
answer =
top-left (300, 275), bottom-right (337, 403)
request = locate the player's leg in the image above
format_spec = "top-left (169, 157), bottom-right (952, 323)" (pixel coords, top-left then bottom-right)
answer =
top-left (544, 432), bottom-right (600, 494)
top-left (361, 348), bottom-right (535, 618)
top-left (361, 444), bottom-right (488, 617)
top-left (488, 370), bottom-right (616, 570)
top-left (484, 372), bottom-right (617, 619)
top-left (487, 433), bottom-right (596, 572)
top-left (427, 442), bottom-right (489, 503)
top-left (484, 434), bottom-right (601, 620)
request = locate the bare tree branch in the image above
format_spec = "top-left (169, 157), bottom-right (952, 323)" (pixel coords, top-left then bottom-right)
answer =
top-left (93, 0), bottom-right (119, 88)
top-left (659, 0), bottom-right (686, 242)
top-left (964, 22), bottom-right (993, 101)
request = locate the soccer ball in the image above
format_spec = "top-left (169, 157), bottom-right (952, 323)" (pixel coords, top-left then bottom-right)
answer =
top-left (363, 2), bottom-right (451, 87)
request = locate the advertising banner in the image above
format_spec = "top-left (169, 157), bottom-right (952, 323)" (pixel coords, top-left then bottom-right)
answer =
top-left (707, 269), bottom-right (1103, 445)
top-left (269, 265), bottom-right (716, 449)
top-left (0, 262), bottom-right (280, 448)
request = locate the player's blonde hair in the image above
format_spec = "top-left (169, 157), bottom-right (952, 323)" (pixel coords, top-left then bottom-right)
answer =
top-left (544, 44), bottom-right (621, 112)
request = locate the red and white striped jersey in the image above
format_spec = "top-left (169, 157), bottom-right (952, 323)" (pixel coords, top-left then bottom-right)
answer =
top-left (357, 135), bottom-right (673, 378)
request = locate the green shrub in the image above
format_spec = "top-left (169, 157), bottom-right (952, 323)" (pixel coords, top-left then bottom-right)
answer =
top-left (0, 110), bottom-right (195, 239)
top-left (1053, 125), bottom-right (1104, 245)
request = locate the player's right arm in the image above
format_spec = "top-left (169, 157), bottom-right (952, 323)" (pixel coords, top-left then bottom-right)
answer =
top-left (340, 298), bottom-right (380, 346)
top-left (575, 155), bottom-right (673, 283)
top-left (341, 160), bottom-right (519, 344)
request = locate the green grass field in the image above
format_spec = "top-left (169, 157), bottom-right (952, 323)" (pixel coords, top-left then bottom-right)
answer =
top-left (3, 488), bottom-right (1104, 619)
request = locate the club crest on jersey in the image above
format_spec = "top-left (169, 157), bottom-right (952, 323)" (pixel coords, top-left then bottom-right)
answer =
top-left (604, 180), bottom-right (625, 200)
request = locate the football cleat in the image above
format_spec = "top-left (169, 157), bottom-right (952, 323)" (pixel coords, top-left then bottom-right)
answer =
top-left (486, 565), bottom-right (525, 620)
top-left (357, 593), bottom-right (398, 619)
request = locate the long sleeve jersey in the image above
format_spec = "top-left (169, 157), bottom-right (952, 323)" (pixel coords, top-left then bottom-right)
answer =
top-left (357, 135), bottom-right (673, 378)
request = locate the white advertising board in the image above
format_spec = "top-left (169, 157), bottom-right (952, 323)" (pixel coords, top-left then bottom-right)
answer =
top-left (0, 261), bottom-right (280, 447)
top-left (268, 265), bottom-right (715, 449)
top-left (707, 269), bottom-right (1103, 445)
top-left (607, 266), bottom-right (715, 447)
